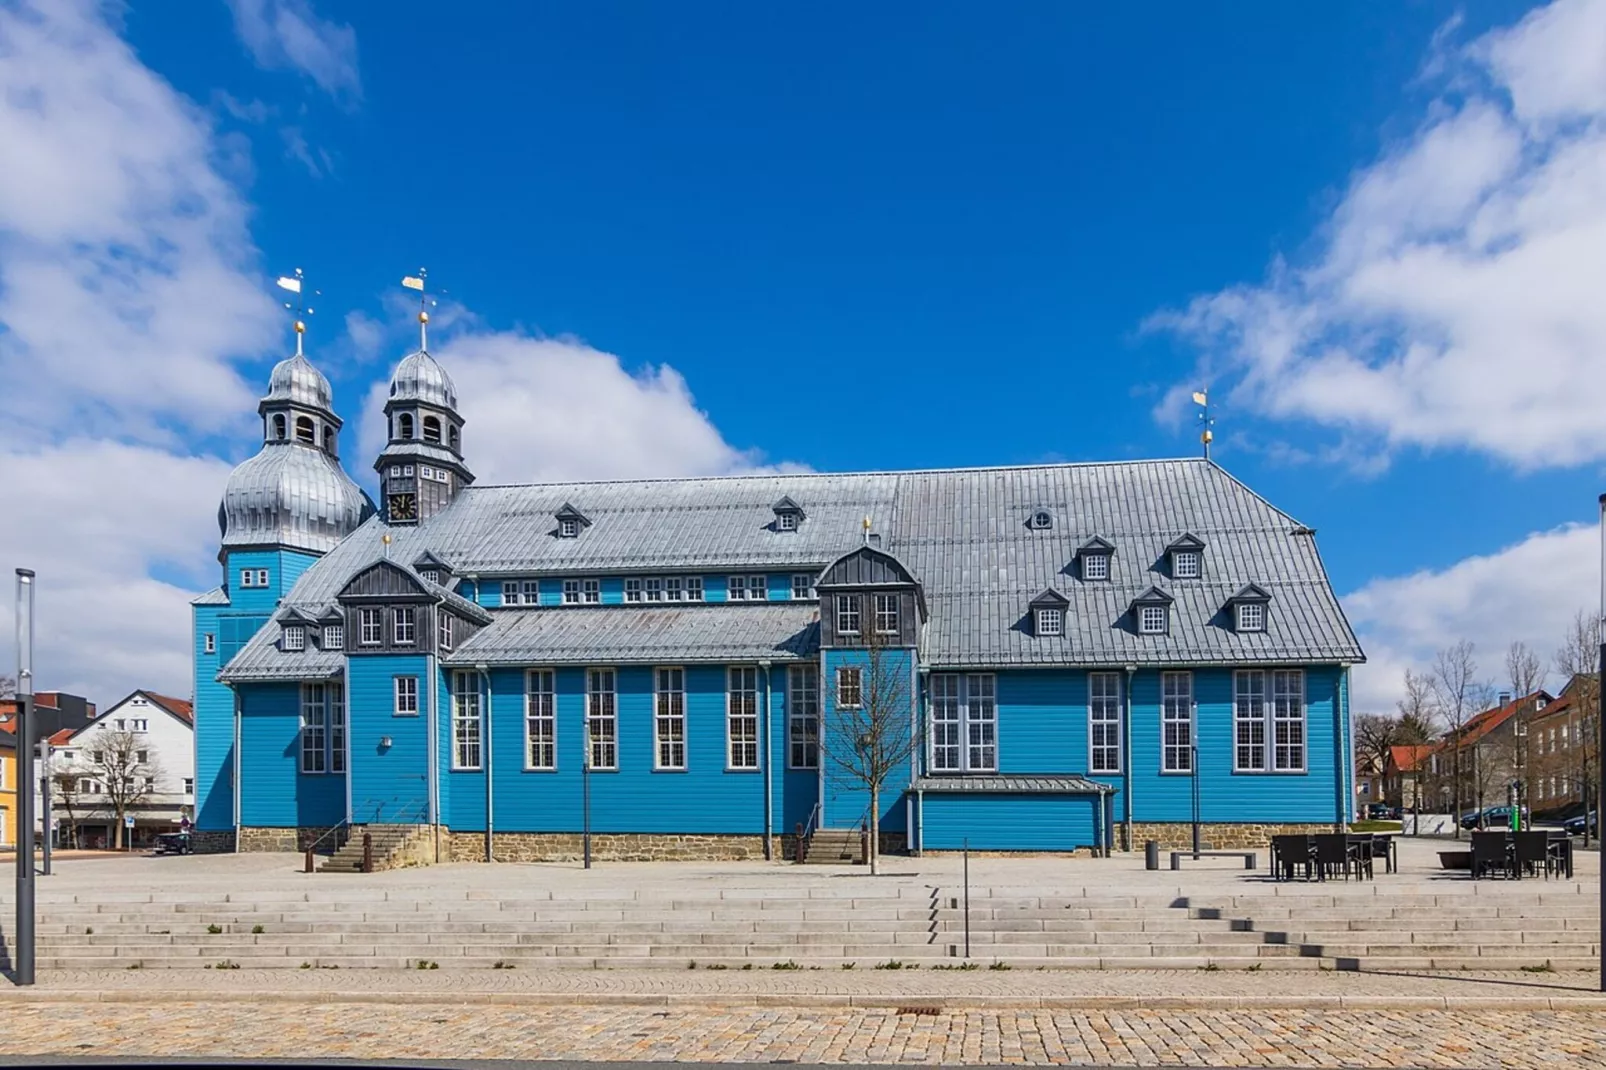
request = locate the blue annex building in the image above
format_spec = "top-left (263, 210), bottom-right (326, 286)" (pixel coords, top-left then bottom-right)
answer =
top-left (192, 329), bottom-right (1365, 860)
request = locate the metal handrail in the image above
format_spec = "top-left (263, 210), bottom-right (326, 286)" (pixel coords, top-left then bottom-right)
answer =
top-left (304, 818), bottom-right (351, 857)
top-left (363, 797), bottom-right (431, 827)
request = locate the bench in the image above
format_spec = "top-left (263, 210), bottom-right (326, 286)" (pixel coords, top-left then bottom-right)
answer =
top-left (1170, 850), bottom-right (1257, 870)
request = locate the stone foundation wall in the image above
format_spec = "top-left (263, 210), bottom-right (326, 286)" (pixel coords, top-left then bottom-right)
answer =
top-left (449, 831), bottom-right (781, 863)
top-left (1121, 822), bottom-right (1338, 851)
top-left (237, 826), bottom-right (341, 854)
top-left (187, 829), bottom-right (236, 854)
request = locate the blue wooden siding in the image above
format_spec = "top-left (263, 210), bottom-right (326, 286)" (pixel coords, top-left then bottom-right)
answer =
top-left (922, 793), bottom-right (1097, 851)
top-left (819, 648), bottom-right (913, 832)
top-left (347, 655), bottom-right (431, 823)
top-left (224, 549), bottom-right (317, 613)
top-left (192, 601), bottom-right (234, 831)
top-left (237, 682), bottom-right (344, 828)
top-left (994, 670), bottom-right (1088, 774)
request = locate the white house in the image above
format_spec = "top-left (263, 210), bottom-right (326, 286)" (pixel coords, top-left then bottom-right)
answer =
top-left (40, 691), bottom-right (194, 849)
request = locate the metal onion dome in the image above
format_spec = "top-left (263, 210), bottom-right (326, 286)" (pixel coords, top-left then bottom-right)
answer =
top-left (219, 446), bottom-right (375, 554)
top-left (263, 352), bottom-right (334, 412)
top-left (389, 349), bottom-right (458, 410)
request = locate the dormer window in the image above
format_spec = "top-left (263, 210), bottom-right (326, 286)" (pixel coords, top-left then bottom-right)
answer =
top-left (1035, 607), bottom-right (1063, 636)
top-left (1076, 536), bottom-right (1114, 582)
top-left (1139, 605), bottom-right (1168, 635)
top-left (554, 503), bottom-right (591, 538)
top-left (420, 569), bottom-right (439, 586)
top-left (323, 623), bottom-right (343, 648)
top-left (283, 625), bottom-right (305, 651)
top-left (771, 496), bottom-right (806, 532)
top-left (1167, 534), bottom-right (1206, 580)
top-left (1029, 510), bottom-right (1053, 530)
top-left (1236, 602), bottom-right (1265, 632)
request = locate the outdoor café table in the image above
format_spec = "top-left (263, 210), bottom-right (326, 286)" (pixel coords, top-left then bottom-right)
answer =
top-left (1547, 831), bottom-right (1574, 879)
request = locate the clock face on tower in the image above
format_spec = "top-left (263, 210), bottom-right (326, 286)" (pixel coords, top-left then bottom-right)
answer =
top-left (388, 493), bottom-right (417, 522)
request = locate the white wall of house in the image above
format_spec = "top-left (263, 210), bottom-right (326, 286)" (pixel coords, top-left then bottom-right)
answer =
top-left (35, 693), bottom-right (195, 839)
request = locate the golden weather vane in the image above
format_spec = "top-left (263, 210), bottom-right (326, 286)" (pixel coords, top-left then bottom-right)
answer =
top-left (1192, 388), bottom-right (1213, 460)
top-left (401, 268), bottom-right (442, 351)
top-left (275, 268), bottom-right (320, 356)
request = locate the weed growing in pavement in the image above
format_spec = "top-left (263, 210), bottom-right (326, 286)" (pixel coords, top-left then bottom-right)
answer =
top-left (772, 961), bottom-right (801, 970)
top-left (931, 962), bottom-right (979, 971)
top-left (416, 960), bottom-right (439, 970)
top-left (875, 960), bottom-right (907, 970)
top-left (251, 925), bottom-right (265, 934)
top-left (840, 962), bottom-right (856, 970)
top-left (492, 961), bottom-right (516, 970)
top-left (707, 964), bottom-right (729, 970)
top-left (1522, 963), bottom-right (1555, 973)
top-left (84, 927), bottom-right (93, 935)
top-left (741, 963), bottom-right (754, 970)
top-left (213, 960), bottom-right (240, 969)
top-left (1245, 963), bottom-right (1262, 972)
top-left (988, 962), bottom-right (1011, 971)
top-left (687, 961), bottom-right (697, 969)
top-left (1199, 963), bottom-right (1221, 972)
top-left (206, 924), bottom-right (223, 935)
top-left (300, 963), bottom-right (312, 969)
top-left (125, 963), bottom-right (142, 970)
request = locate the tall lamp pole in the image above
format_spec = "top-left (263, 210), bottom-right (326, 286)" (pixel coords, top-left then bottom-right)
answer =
top-left (581, 720), bottom-right (592, 870)
top-left (1596, 492), bottom-right (1604, 993)
top-left (14, 568), bottom-right (36, 986)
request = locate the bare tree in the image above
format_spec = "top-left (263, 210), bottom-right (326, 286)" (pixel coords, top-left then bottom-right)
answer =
top-left (1431, 641), bottom-right (1491, 840)
top-left (1554, 609), bottom-right (1601, 845)
top-left (88, 729), bottom-right (162, 850)
top-left (1354, 714), bottom-right (1401, 791)
top-left (1395, 668), bottom-right (1438, 744)
top-left (822, 629), bottom-right (920, 876)
top-left (0, 673), bottom-right (15, 699)
top-left (1506, 641), bottom-right (1544, 698)
top-left (52, 770), bottom-right (82, 849)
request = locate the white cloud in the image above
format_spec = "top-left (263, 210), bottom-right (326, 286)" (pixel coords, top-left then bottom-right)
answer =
top-left (1150, 0), bottom-right (1606, 470)
top-left (357, 328), bottom-right (804, 485)
top-left (1344, 522), bottom-right (1600, 711)
top-left (226, 0), bottom-right (360, 101)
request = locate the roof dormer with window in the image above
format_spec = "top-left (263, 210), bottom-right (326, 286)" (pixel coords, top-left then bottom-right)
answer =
top-left (1027, 589), bottom-right (1069, 638)
top-left (1132, 586), bottom-right (1175, 636)
top-left (771, 496), bottom-right (806, 532)
top-left (1027, 508), bottom-right (1054, 531)
top-left (1226, 583), bottom-right (1271, 634)
top-left (1076, 536), bottom-right (1115, 582)
top-left (554, 503), bottom-right (591, 539)
top-left (1166, 533), bottom-right (1206, 580)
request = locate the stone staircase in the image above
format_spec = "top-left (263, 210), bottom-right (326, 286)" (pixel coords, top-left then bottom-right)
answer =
top-left (801, 828), bottom-right (861, 865)
top-left (319, 825), bottom-right (433, 874)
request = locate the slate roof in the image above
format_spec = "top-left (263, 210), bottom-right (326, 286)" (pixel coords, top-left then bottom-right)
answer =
top-left (217, 458), bottom-right (1362, 679)
top-left (913, 774), bottom-right (1112, 794)
top-left (447, 604), bottom-right (819, 667)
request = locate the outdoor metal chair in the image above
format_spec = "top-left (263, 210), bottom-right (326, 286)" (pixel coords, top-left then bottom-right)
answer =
top-left (1470, 831), bottom-right (1512, 879)
top-left (1513, 831), bottom-right (1553, 879)
top-left (1312, 833), bottom-right (1355, 881)
top-left (1271, 834), bottom-right (1314, 881)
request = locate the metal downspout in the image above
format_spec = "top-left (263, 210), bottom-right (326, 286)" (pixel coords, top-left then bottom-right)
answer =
top-left (760, 660), bottom-right (773, 860)
top-left (427, 652), bottom-right (440, 863)
top-left (916, 666), bottom-right (929, 856)
top-left (232, 689), bottom-right (242, 854)
top-left (343, 664), bottom-right (352, 826)
top-left (479, 665), bottom-right (493, 862)
top-left (1334, 667), bottom-right (1348, 831)
top-left (1123, 665), bottom-right (1135, 851)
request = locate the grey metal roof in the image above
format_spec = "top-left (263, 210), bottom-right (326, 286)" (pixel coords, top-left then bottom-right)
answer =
top-left (219, 442), bottom-right (376, 555)
top-left (262, 352), bottom-right (334, 412)
top-left (191, 587), bottom-right (229, 606)
top-left (229, 458), bottom-right (1360, 676)
top-left (219, 630), bottom-right (342, 683)
top-left (389, 349), bottom-right (457, 409)
top-left (913, 774), bottom-right (1112, 794)
top-left (447, 604), bottom-right (819, 667)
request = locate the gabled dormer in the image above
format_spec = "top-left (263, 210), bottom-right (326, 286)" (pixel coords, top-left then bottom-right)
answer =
top-left (771, 495), bottom-right (806, 533)
top-left (1027, 588), bottom-right (1069, 637)
top-left (1226, 583), bottom-right (1272, 634)
top-left (412, 550), bottom-right (455, 587)
top-left (1131, 585), bottom-right (1175, 636)
top-left (1166, 533), bottom-right (1206, 580)
top-left (336, 558), bottom-right (490, 655)
top-left (554, 503), bottom-right (591, 539)
top-left (1076, 536), bottom-right (1115, 581)
top-left (816, 544), bottom-right (925, 648)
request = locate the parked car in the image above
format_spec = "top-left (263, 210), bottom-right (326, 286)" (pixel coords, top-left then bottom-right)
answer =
top-left (1365, 803), bottom-right (1399, 820)
top-left (1459, 805), bottom-right (1530, 830)
top-left (1563, 811), bottom-right (1597, 837)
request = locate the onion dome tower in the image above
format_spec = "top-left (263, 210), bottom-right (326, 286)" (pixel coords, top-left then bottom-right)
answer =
top-left (374, 269), bottom-right (474, 525)
top-left (218, 278), bottom-right (374, 558)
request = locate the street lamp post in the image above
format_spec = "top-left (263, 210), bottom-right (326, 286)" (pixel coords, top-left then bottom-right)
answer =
top-left (582, 720), bottom-right (592, 870)
top-left (1596, 492), bottom-right (1604, 993)
top-left (14, 568), bottom-right (36, 986)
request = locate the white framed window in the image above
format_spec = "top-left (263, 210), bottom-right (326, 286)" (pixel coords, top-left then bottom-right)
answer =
top-left (323, 623), bottom-right (343, 649)
top-left (1089, 672), bottom-right (1121, 773)
top-left (655, 667), bottom-right (687, 770)
top-left (438, 612), bottom-right (454, 652)
top-left (1173, 550), bottom-right (1201, 579)
top-left (1233, 670), bottom-right (1267, 772)
top-left (777, 511), bottom-right (798, 531)
top-left (665, 576), bottom-right (685, 601)
top-left (930, 673), bottom-right (997, 773)
top-left (403, 465), bottom-right (414, 476)
top-left (1272, 670), bottom-right (1306, 772)
top-left (1162, 671), bottom-right (1193, 773)
top-left (392, 606), bottom-right (416, 645)
top-left (526, 669), bottom-right (556, 770)
top-left (791, 574), bottom-right (814, 600)
top-left (501, 581), bottom-right (521, 606)
top-left (521, 580), bottom-right (540, 604)
top-left (359, 608), bottom-right (382, 646)
top-left (562, 579), bottom-right (581, 605)
top-left (451, 671), bottom-right (482, 770)
top-left (183, 778), bottom-right (194, 795)
top-left (1236, 602), bottom-right (1266, 633)
top-left (586, 668), bottom-right (617, 770)
top-left (645, 577), bottom-right (664, 602)
top-left (1139, 604), bottom-right (1168, 635)
top-left (728, 575), bottom-right (748, 601)
top-left (300, 682), bottom-right (344, 774)
top-left (624, 578), bottom-right (643, 603)
top-left (256, 569), bottom-right (269, 587)
top-left (1035, 607), bottom-right (1063, 637)
top-left (788, 664), bottom-right (820, 769)
top-left (240, 569), bottom-right (255, 588)
top-left (1082, 553), bottom-right (1110, 581)
top-left (686, 576), bottom-right (704, 602)
top-left (836, 595), bottom-right (861, 636)
top-left (583, 578), bottom-right (600, 604)
top-left (203, 633), bottom-right (216, 654)
top-left (283, 625), bottom-right (305, 651)
top-left (394, 675), bottom-right (419, 716)
top-left (559, 517), bottom-right (579, 538)
top-left (420, 569), bottom-right (440, 586)
top-left (874, 593), bottom-right (899, 634)
top-left (727, 666), bottom-right (760, 769)
top-left (748, 575), bottom-right (768, 601)
top-left (390, 465), bottom-right (401, 477)
top-left (837, 666), bottom-right (863, 709)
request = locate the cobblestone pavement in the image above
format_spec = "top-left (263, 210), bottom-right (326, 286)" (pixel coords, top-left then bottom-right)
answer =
top-left (0, 999), bottom-right (1601, 1066)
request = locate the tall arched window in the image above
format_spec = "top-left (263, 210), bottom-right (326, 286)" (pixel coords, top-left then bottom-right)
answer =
top-left (422, 415), bottom-right (442, 443)
top-left (448, 425), bottom-right (459, 451)
top-left (272, 414), bottom-right (287, 440)
top-left (322, 425), bottom-right (335, 451)
top-left (398, 413), bottom-right (414, 439)
top-left (295, 415), bottom-right (315, 443)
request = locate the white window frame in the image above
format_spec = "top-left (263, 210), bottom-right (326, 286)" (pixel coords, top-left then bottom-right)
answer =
top-left (392, 606), bottom-right (416, 645)
top-left (728, 575), bottom-right (747, 601)
top-left (451, 670), bottom-right (482, 770)
top-left (501, 581), bottom-right (521, 606)
top-left (836, 666), bottom-right (863, 709)
top-left (1082, 553), bottom-right (1110, 581)
top-left (562, 579), bottom-right (581, 605)
top-left (183, 778), bottom-right (194, 795)
top-left (559, 517), bottom-right (579, 538)
top-left (240, 569), bottom-right (255, 588)
top-left (525, 669), bottom-right (556, 770)
top-left (1139, 604), bottom-right (1168, 635)
top-left (836, 594), bottom-right (861, 636)
top-left (727, 666), bottom-right (760, 770)
top-left (624, 578), bottom-right (643, 602)
top-left (204, 633), bottom-right (216, 654)
top-left (330, 683), bottom-right (346, 773)
top-left (654, 667), bottom-right (687, 771)
top-left (256, 569), bottom-right (269, 587)
top-left (438, 612), bottom-right (454, 652)
top-left (394, 675), bottom-right (419, 717)
top-left (777, 511), bottom-right (798, 531)
top-left (420, 569), bottom-right (440, 586)
top-left (359, 608), bottom-right (382, 645)
top-left (1272, 669), bottom-right (1306, 772)
top-left (1173, 550), bottom-right (1202, 579)
top-left (788, 664), bottom-right (820, 769)
top-left (1236, 602), bottom-right (1266, 633)
top-left (1233, 669), bottom-right (1267, 772)
top-left (929, 673), bottom-right (997, 773)
top-left (686, 576), bottom-right (704, 602)
top-left (283, 625), bottom-right (305, 651)
top-left (791, 574), bottom-right (814, 600)
top-left (582, 578), bottom-right (600, 604)
top-left (874, 593), bottom-right (899, 635)
top-left (323, 623), bottom-right (343, 649)
top-left (1035, 607), bottom-right (1063, 637)
top-left (299, 682), bottom-right (334, 774)
top-left (645, 577), bottom-right (664, 602)
top-left (521, 580), bottom-right (540, 604)
top-left (586, 668), bottom-right (617, 770)
top-left (747, 575), bottom-right (768, 601)
top-left (403, 465), bottom-right (414, 476)
top-left (665, 576), bottom-right (684, 601)
top-left (1161, 671), bottom-right (1193, 773)
top-left (1088, 672), bottom-right (1121, 773)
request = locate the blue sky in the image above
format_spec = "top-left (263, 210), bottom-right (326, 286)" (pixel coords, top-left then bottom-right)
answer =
top-left (2, 0), bottom-right (1602, 709)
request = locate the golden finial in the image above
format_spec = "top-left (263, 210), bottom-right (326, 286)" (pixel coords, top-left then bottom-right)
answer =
top-left (402, 269), bottom-right (438, 351)
top-left (276, 269), bottom-right (318, 357)
top-left (1192, 388), bottom-right (1213, 460)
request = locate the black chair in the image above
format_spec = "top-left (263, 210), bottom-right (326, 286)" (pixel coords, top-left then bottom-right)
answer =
top-left (1470, 831), bottom-right (1512, 879)
top-left (1313, 833), bottom-right (1355, 881)
top-left (1547, 832), bottom-right (1574, 879)
top-left (1513, 831), bottom-right (1553, 879)
top-left (1370, 834), bottom-right (1396, 874)
top-left (1345, 835), bottom-right (1375, 880)
top-left (1271, 834), bottom-right (1314, 881)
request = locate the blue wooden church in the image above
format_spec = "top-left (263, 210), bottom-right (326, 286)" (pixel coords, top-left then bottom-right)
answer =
top-left (192, 329), bottom-right (1365, 860)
